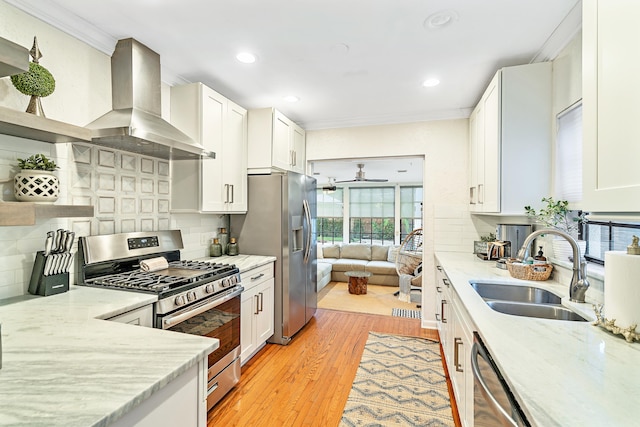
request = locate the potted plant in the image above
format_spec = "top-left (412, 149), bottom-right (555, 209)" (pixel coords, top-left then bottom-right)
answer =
top-left (524, 197), bottom-right (586, 261)
top-left (14, 153), bottom-right (60, 203)
top-left (10, 36), bottom-right (55, 117)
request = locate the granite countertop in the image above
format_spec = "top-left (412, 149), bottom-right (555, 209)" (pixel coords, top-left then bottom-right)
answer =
top-left (435, 252), bottom-right (640, 427)
top-left (196, 254), bottom-right (277, 272)
top-left (0, 286), bottom-right (218, 427)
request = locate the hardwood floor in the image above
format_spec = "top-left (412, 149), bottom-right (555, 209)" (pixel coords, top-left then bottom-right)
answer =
top-left (207, 308), bottom-right (461, 427)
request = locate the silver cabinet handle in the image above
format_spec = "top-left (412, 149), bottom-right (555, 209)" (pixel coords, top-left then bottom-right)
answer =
top-left (435, 313), bottom-right (441, 321)
top-left (454, 337), bottom-right (463, 372)
top-left (471, 342), bottom-right (518, 427)
top-left (436, 265), bottom-right (443, 271)
top-left (251, 273), bottom-right (265, 281)
top-left (443, 278), bottom-right (451, 287)
top-left (254, 294), bottom-right (260, 315)
top-left (259, 291), bottom-right (264, 312)
top-left (225, 184), bottom-right (230, 203)
top-left (436, 286), bottom-right (442, 293)
top-left (470, 187), bottom-right (476, 204)
top-left (441, 300), bottom-right (447, 323)
top-left (478, 183), bottom-right (484, 204)
top-left (230, 184), bottom-right (234, 203)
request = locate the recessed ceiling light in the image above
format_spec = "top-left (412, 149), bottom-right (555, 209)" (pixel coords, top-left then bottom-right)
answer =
top-left (236, 52), bottom-right (257, 64)
top-left (283, 95), bottom-right (300, 103)
top-left (422, 78), bottom-right (440, 87)
top-left (424, 10), bottom-right (459, 29)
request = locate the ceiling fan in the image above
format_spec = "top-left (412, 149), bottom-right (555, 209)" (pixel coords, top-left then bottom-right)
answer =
top-left (335, 163), bottom-right (388, 183)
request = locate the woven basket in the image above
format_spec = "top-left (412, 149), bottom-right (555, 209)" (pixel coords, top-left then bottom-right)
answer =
top-left (506, 259), bottom-right (553, 281)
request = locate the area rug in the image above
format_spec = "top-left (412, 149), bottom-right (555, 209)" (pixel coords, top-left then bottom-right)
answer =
top-left (340, 332), bottom-right (454, 427)
top-left (391, 308), bottom-right (422, 319)
top-left (318, 282), bottom-right (421, 316)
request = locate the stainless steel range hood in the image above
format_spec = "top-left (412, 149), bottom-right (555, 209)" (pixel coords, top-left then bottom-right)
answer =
top-left (85, 38), bottom-right (213, 160)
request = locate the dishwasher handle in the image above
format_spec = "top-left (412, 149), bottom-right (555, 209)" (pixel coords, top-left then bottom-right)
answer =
top-left (471, 342), bottom-right (518, 427)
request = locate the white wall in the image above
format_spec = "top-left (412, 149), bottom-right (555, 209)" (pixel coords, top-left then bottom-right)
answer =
top-left (0, 2), bottom-right (225, 299)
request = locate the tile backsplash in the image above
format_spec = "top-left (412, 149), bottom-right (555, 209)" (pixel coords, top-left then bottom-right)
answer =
top-left (0, 138), bottom-right (226, 299)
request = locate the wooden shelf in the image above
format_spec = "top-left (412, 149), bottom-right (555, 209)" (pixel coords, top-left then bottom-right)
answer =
top-left (0, 106), bottom-right (91, 143)
top-left (0, 202), bottom-right (94, 226)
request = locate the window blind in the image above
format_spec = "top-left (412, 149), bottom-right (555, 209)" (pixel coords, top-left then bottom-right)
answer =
top-left (555, 103), bottom-right (583, 203)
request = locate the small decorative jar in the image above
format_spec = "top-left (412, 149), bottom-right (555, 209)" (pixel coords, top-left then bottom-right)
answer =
top-left (210, 238), bottom-right (222, 257)
top-left (218, 228), bottom-right (229, 255)
top-left (227, 237), bottom-right (239, 256)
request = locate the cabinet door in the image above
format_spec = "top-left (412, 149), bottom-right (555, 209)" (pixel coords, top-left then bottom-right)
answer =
top-left (583, 0), bottom-right (640, 212)
top-left (291, 124), bottom-right (306, 174)
top-left (240, 288), bottom-right (257, 364)
top-left (481, 73), bottom-right (500, 213)
top-left (468, 109), bottom-right (478, 209)
top-left (225, 101), bottom-right (248, 212)
top-left (272, 111), bottom-right (292, 171)
top-left (200, 87), bottom-right (226, 212)
top-left (255, 278), bottom-right (275, 344)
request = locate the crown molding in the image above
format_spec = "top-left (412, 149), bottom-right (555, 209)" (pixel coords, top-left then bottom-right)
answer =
top-left (5, 0), bottom-right (187, 86)
top-left (531, 0), bottom-right (583, 63)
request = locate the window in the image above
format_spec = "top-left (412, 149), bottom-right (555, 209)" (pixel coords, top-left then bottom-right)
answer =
top-left (400, 186), bottom-right (423, 243)
top-left (555, 102), bottom-right (583, 202)
top-left (349, 187), bottom-right (394, 245)
top-left (316, 188), bottom-right (344, 244)
top-left (583, 220), bottom-right (640, 264)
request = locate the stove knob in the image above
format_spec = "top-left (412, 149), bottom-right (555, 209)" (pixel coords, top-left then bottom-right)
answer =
top-left (205, 284), bottom-right (214, 294)
top-left (175, 295), bottom-right (186, 306)
top-left (187, 291), bottom-right (197, 302)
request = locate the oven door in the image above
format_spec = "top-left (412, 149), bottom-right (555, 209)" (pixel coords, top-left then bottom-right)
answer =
top-left (158, 286), bottom-right (243, 410)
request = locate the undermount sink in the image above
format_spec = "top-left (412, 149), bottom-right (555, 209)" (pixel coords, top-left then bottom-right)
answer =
top-left (469, 281), bottom-right (562, 304)
top-left (469, 281), bottom-right (587, 321)
top-left (486, 301), bottom-right (588, 322)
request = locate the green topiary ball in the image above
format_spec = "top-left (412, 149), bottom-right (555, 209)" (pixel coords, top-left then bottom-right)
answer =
top-left (10, 62), bottom-right (56, 97)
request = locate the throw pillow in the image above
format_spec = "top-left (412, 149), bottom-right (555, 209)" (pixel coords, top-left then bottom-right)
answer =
top-left (387, 245), bottom-right (400, 263)
top-left (323, 244), bottom-right (340, 259)
top-left (371, 245), bottom-right (390, 261)
top-left (317, 243), bottom-right (324, 259)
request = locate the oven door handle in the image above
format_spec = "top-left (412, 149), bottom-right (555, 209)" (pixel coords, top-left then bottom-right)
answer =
top-left (162, 287), bottom-right (244, 329)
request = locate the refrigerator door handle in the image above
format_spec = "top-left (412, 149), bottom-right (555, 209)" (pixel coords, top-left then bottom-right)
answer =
top-left (302, 199), bottom-right (312, 264)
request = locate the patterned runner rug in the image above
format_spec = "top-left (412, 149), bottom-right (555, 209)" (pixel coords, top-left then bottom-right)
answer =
top-left (391, 308), bottom-right (422, 319)
top-left (340, 332), bottom-right (455, 427)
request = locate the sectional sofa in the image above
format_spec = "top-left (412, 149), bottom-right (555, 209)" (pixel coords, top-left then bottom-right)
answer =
top-left (316, 243), bottom-right (401, 292)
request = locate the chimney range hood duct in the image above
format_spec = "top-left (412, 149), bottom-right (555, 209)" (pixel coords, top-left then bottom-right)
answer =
top-left (85, 38), bottom-right (213, 160)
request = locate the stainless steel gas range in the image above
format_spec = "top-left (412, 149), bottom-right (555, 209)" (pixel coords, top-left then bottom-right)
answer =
top-left (76, 230), bottom-right (243, 411)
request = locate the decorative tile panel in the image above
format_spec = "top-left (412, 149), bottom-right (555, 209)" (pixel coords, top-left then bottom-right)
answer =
top-left (121, 154), bottom-right (136, 171)
top-left (140, 199), bottom-right (154, 214)
top-left (158, 180), bottom-right (169, 195)
top-left (72, 144), bottom-right (92, 164)
top-left (158, 161), bottom-right (169, 176)
top-left (158, 218), bottom-right (170, 230)
top-left (121, 219), bottom-right (136, 233)
top-left (141, 218), bottom-right (154, 231)
top-left (158, 199), bottom-right (169, 213)
top-left (121, 198), bottom-right (136, 214)
top-left (98, 173), bottom-right (116, 191)
top-left (98, 197), bottom-right (116, 214)
top-left (98, 150), bottom-right (116, 168)
top-left (72, 169), bottom-right (92, 189)
top-left (141, 178), bottom-right (154, 194)
top-left (121, 176), bottom-right (136, 193)
top-left (141, 158), bottom-right (154, 174)
top-left (98, 220), bottom-right (116, 235)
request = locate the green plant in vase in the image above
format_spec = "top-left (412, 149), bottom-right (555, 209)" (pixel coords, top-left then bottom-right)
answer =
top-left (524, 197), bottom-right (587, 261)
top-left (14, 153), bottom-right (60, 203)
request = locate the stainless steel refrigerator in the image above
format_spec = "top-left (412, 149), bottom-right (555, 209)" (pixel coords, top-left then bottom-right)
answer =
top-left (231, 172), bottom-right (317, 345)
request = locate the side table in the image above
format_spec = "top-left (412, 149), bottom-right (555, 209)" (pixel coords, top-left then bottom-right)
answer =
top-left (344, 270), bottom-right (372, 295)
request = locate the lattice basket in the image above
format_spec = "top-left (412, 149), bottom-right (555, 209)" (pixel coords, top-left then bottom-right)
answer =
top-left (14, 170), bottom-right (59, 203)
top-left (506, 258), bottom-right (553, 281)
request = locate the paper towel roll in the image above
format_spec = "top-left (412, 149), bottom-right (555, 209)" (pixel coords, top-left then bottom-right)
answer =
top-left (140, 256), bottom-right (169, 272)
top-left (604, 251), bottom-right (640, 327)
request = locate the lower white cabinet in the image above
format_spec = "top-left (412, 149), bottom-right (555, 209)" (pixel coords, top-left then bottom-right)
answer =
top-left (240, 262), bottom-right (275, 364)
top-left (435, 262), bottom-right (475, 427)
top-left (107, 304), bottom-right (154, 327)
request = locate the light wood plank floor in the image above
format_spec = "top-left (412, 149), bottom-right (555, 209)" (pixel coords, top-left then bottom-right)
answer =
top-left (207, 308), bottom-right (460, 427)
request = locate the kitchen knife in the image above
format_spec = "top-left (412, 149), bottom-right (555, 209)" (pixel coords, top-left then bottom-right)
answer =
top-left (44, 231), bottom-right (54, 256)
top-left (43, 254), bottom-right (53, 276)
top-left (53, 229), bottom-right (64, 253)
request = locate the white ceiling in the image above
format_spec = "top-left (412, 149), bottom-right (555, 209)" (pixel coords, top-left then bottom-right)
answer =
top-left (6, 0), bottom-right (581, 184)
top-left (7, 0), bottom-right (581, 131)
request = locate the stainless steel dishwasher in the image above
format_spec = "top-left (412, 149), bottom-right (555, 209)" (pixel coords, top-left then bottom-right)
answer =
top-left (471, 332), bottom-right (530, 427)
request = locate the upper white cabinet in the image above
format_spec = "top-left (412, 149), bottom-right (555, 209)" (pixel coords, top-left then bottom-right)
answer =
top-left (583, 0), bottom-right (640, 212)
top-left (469, 62), bottom-right (552, 214)
top-left (247, 108), bottom-right (305, 174)
top-left (170, 82), bottom-right (248, 213)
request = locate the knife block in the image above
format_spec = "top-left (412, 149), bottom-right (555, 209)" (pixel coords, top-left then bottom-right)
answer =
top-left (28, 251), bottom-right (69, 296)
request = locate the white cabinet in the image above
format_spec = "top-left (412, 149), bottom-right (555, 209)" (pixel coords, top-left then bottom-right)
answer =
top-left (469, 63), bottom-right (552, 214)
top-left (247, 108), bottom-right (305, 174)
top-left (435, 262), bottom-right (475, 427)
top-left (170, 82), bottom-right (248, 213)
top-left (240, 262), bottom-right (275, 364)
top-left (107, 304), bottom-right (154, 327)
top-left (582, 0), bottom-right (640, 212)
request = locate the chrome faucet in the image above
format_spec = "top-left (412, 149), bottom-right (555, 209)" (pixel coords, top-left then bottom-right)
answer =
top-left (516, 228), bottom-right (590, 303)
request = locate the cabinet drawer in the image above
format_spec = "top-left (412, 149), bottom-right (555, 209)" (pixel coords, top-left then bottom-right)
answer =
top-left (107, 304), bottom-right (154, 327)
top-left (240, 263), bottom-right (274, 290)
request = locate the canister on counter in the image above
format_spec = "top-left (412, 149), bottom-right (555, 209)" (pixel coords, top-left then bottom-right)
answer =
top-left (218, 228), bottom-right (229, 255)
top-left (210, 238), bottom-right (222, 257)
top-left (227, 237), bottom-right (238, 256)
